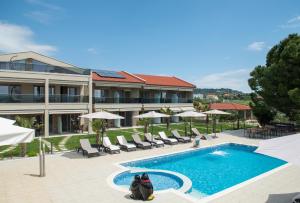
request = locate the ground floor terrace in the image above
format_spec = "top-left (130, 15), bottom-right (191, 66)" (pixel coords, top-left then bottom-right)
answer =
top-left (0, 130), bottom-right (299, 203)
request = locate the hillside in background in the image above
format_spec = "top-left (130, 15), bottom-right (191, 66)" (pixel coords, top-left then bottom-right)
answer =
top-left (194, 88), bottom-right (245, 95)
top-left (193, 88), bottom-right (251, 105)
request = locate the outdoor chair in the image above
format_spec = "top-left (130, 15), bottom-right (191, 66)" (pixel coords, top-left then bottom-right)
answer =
top-left (116, 135), bottom-right (137, 151)
top-left (191, 128), bottom-right (213, 140)
top-left (158, 131), bottom-right (178, 145)
top-left (78, 139), bottom-right (100, 158)
top-left (103, 137), bottom-right (120, 154)
top-left (131, 134), bottom-right (152, 149)
top-left (144, 133), bottom-right (164, 147)
top-left (171, 129), bottom-right (191, 143)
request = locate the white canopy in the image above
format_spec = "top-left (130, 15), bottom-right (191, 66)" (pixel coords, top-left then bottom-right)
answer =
top-left (80, 111), bottom-right (124, 120)
top-left (180, 107), bottom-right (195, 112)
top-left (203, 109), bottom-right (231, 115)
top-left (0, 124), bottom-right (35, 146)
top-left (0, 117), bottom-right (16, 126)
top-left (255, 133), bottom-right (300, 166)
top-left (134, 111), bottom-right (170, 119)
top-left (174, 111), bottom-right (206, 118)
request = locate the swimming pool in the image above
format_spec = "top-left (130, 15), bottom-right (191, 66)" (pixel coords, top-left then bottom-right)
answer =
top-left (118, 143), bottom-right (286, 198)
top-left (114, 171), bottom-right (184, 191)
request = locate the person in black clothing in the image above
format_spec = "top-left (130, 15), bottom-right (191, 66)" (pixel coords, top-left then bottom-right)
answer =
top-left (130, 175), bottom-right (143, 200)
top-left (139, 173), bottom-right (154, 201)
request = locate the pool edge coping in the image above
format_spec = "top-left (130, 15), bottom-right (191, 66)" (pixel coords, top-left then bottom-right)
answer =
top-left (107, 168), bottom-right (192, 194)
top-left (109, 141), bottom-right (289, 203)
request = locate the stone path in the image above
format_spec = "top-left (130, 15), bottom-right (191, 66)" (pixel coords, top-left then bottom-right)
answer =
top-left (0, 145), bottom-right (17, 154)
top-left (58, 136), bottom-right (71, 151)
top-left (41, 139), bottom-right (59, 153)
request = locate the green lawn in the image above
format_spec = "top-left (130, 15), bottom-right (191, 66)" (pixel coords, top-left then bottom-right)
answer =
top-left (0, 121), bottom-right (249, 159)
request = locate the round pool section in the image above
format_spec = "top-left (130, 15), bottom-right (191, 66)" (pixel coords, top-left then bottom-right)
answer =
top-left (112, 169), bottom-right (192, 193)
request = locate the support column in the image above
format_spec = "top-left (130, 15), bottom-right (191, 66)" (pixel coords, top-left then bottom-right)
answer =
top-left (132, 111), bottom-right (139, 126)
top-left (88, 72), bottom-right (93, 134)
top-left (44, 110), bottom-right (49, 137)
top-left (44, 79), bottom-right (49, 137)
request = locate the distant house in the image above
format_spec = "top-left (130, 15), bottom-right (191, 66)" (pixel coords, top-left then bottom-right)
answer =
top-left (209, 102), bottom-right (252, 119)
top-left (193, 93), bottom-right (204, 99)
top-left (206, 94), bottom-right (219, 101)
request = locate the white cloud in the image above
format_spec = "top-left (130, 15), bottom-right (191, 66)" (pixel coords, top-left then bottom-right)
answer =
top-left (280, 16), bottom-right (300, 28)
top-left (25, 0), bottom-right (62, 24)
top-left (0, 21), bottom-right (57, 54)
top-left (25, 0), bottom-right (62, 11)
top-left (194, 69), bottom-right (251, 92)
top-left (24, 11), bottom-right (52, 24)
top-left (247, 41), bottom-right (266, 51)
top-left (87, 48), bottom-right (98, 54)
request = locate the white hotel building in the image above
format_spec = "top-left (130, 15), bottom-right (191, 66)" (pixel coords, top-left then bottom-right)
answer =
top-left (0, 51), bottom-right (195, 136)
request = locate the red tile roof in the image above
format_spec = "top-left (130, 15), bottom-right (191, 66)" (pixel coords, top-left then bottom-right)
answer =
top-left (92, 71), bottom-right (144, 84)
top-left (209, 103), bottom-right (251, 110)
top-left (134, 74), bottom-right (195, 88)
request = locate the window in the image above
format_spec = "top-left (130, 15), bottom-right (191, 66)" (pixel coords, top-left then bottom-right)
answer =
top-left (34, 86), bottom-right (45, 96)
top-left (94, 89), bottom-right (105, 98)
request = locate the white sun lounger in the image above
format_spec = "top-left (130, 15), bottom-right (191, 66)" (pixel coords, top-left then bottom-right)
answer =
top-left (192, 128), bottom-right (213, 140)
top-left (158, 131), bottom-right (178, 145)
top-left (103, 137), bottom-right (120, 153)
top-left (144, 133), bottom-right (164, 147)
top-left (116, 135), bottom-right (137, 151)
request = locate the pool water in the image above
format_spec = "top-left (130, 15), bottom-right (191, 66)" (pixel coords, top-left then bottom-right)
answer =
top-left (122, 143), bottom-right (286, 197)
top-left (114, 171), bottom-right (183, 191)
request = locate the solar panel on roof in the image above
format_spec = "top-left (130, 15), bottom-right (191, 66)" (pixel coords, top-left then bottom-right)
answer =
top-left (94, 69), bottom-right (125, 78)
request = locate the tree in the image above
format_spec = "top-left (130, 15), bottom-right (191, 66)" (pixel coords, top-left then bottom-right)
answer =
top-left (137, 118), bottom-right (150, 133)
top-left (249, 94), bottom-right (276, 126)
top-left (160, 107), bottom-right (173, 130)
top-left (92, 119), bottom-right (106, 145)
top-left (15, 115), bottom-right (35, 157)
top-left (248, 34), bottom-right (300, 122)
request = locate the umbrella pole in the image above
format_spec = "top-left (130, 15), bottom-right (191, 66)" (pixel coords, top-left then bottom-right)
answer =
top-left (190, 118), bottom-right (192, 138)
top-left (39, 137), bottom-right (43, 177)
top-left (206, 115), bottom-right (208, 134)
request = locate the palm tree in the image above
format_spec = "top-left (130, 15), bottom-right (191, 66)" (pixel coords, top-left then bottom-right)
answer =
top-left (15, 115), bottom-right (35, 157)
top-left (92, 119), bottom-right (106, 145)
top-left (160, 107), bottom-right (173, 130)
top-left (137, 118), bottom-right (150, 133)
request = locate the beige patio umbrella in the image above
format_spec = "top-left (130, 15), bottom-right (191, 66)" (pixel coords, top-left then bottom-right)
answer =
top-left (134, 111), bottom-right (170, 134)
top-left (173, 111), bottom-right (206, 137)
top-left (80, 111), bottom-right (124, 145)
top-left (203, 109), bottom-right (231, 136)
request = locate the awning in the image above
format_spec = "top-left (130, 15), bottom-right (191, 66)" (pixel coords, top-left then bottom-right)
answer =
top-left (255, 133), bottom-right (300, 166)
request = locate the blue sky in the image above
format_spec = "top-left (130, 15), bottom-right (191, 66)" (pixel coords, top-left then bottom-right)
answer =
top-left (1, 0), bottom-right (300, 92)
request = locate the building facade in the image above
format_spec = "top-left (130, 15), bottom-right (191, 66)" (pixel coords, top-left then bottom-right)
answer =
top-left (0, 51), bottom-right (195, 136)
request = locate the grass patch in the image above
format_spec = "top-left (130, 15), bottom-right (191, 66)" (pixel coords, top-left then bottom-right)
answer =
top-left (0, 121), bottom-right (250, 159)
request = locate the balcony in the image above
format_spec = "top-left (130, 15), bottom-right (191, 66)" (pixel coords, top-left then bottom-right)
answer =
top-left (49, 94), bottom-right (88, 103)
top-left (93, 97), bottom-right (192, 104)
top-left (0, 94), bottom-right (44, 103)
top-left (0, 62), bottom-right (89, 75)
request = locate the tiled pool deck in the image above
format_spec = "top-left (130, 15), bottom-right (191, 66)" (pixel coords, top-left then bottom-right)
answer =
top-left (0, 130), bottom-right (299, 203)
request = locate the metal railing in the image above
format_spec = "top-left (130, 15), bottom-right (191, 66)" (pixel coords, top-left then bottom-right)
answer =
top-left (93, 97), bottom-right (193, 104)
top-left (0, 94), bottom-right (45, 103)
top-left (0, 62), bottom-right (89, 75)
top-left (49, 95), bottom-right (89, 103)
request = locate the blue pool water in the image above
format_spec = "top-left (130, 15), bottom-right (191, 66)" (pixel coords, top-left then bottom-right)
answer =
top-left (121, 143), bottom-right (286, 197)
top-left (114, 171), bottom-right (183, 191)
